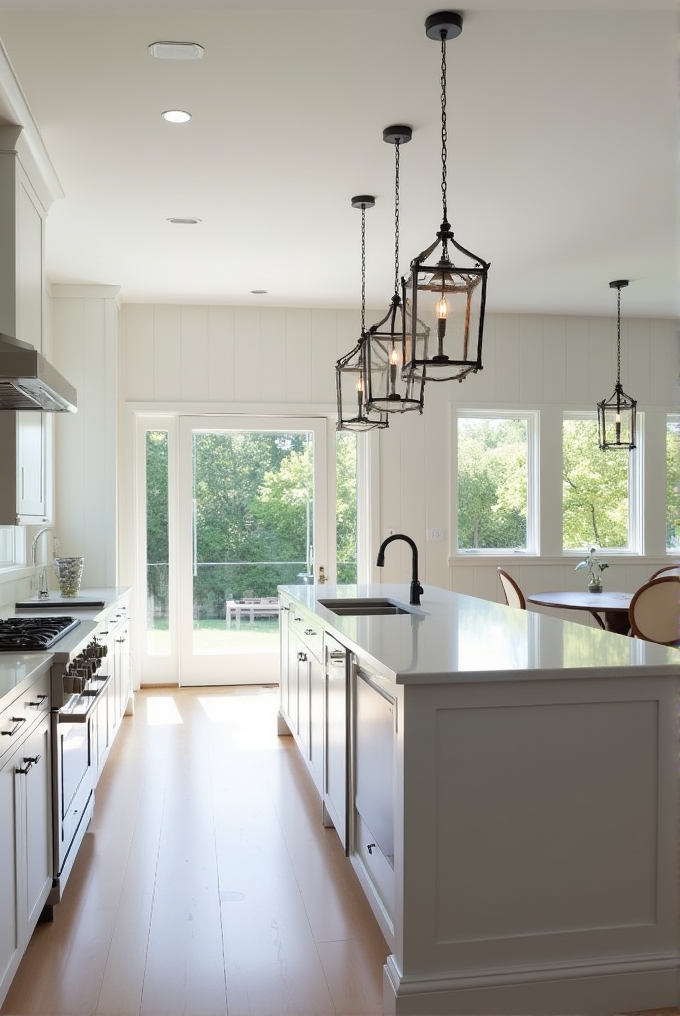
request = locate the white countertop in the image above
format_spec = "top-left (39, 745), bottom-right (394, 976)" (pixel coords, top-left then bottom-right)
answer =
top-left (4, 587), bottom-right (131, 621)
top-left (0, 588), bottom-right (131, 708)
top-left (280, 583), bottom-right (680, 684)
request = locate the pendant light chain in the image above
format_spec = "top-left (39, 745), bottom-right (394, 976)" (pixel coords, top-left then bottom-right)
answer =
top-left (360, 202), bottom-right (367, 334)
top-left (615, 283), bottom-right (621, 388)
top-left (393, 139), bottom-right (401, 295)
top-left (440, 31), bottom-right (449, 232)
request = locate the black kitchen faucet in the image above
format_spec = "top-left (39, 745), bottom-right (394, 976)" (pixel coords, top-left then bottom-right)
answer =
top-left (376, 533), bottom-right (424, 606)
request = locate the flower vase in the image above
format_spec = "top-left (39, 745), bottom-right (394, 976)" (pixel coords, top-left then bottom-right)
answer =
top-left (587, 576), bottom-right (603, 594)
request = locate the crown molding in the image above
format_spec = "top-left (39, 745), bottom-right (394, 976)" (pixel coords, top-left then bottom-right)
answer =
top-left (0, 38), bottom-right (64, 209)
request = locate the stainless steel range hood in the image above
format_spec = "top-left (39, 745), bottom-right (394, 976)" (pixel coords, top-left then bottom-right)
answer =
top-left (0, 333), bottom-right (77, 412)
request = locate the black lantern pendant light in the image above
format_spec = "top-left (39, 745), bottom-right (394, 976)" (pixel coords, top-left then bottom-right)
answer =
top-left (365, 126), bottom-right (425, 415)
top-left (335, 196), bottom-right (388, 432)
top-left (402, 11), bottom-right (490, 384)
top-left (597, 279), bottom-right (636, 451)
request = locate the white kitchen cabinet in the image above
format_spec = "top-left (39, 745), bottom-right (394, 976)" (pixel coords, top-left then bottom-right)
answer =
top-left (0, 411), bottom-right (51, 525)
top-left (278, 583), bottom-right (680, 1015)
top-left (323, 633), bottom-right (348, 850)
top-left (278, 599), bottom-right (324, 794)
top-left (0, 673), bottom-right (52, 1010)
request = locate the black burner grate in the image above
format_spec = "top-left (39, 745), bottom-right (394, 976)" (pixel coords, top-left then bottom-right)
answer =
top-left (0, 616), bottom-right (81, 651)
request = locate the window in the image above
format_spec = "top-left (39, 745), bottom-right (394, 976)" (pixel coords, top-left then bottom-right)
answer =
top-left (456, 413), bottom-right (536, 553)
top-left (0, 527), bottom-right (17, 568)
top-left (336, 431), bottom-right (357, 582)
top-left (146, 430), bottom-right (169, 655)
top-left (562, 414), bottom-right (641, 553)
top-left (667, 415), bottom-right (680, 551)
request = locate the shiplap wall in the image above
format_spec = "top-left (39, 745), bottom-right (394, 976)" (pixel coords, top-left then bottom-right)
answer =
top-left (121, 302), bottom-right (678, 628)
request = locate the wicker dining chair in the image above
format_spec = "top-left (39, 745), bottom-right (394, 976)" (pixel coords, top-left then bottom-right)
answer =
top-left (628, 576), bottom-right (680, 646)
top-left (497, 568), bottom-right (526, 610)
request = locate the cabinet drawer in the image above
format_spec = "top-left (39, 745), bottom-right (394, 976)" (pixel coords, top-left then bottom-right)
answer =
top-left (289, 609), bottom-right (323, 661)
top-left (0, 670), bottom-right (50, 762)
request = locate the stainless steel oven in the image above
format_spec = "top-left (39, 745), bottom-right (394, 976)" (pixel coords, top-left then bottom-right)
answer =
top-left (0, 614), bottom-right (103, 915)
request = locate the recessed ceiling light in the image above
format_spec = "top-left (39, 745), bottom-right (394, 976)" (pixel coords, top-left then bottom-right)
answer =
top-left (162, 110), bottom-right (191, 123)
top-left (149, 41), bottom-right (204, 61)
top-left (251, 290), bottom-right (268, 295)
top-left (167, 217), bottom-right (201, 225)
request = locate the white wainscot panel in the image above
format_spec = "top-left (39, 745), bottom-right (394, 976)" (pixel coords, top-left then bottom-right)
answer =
top-left (284, 309), bottom-right (312, 403)
top-left (179, 306), bottom-right (209, 401)
top-left (564, 317), bottom-right (590, 406)
top-left (123, 305), bottom-right (155, 402)
top-left (491, 314), bottom-right (520, 404)
top-left (152, 305), bottom-right (182, 401)
top-left (310, 309), bottom-right (339, 405)
top-left (259, 308), bottom-right (288, 404)
top-left (518, 315), bottom-right (544, 403)
top-left (233, 308), bottom-right (261, 403)
top-left (207, 306), bottom-right (235, 402)
top-left (541, 316), bottom-right (566, 404)
top-left (434, 699), bottom-right (658, 945)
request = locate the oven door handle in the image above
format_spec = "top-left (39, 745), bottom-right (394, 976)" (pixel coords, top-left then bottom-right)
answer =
top-left (58, 676), bottom-right (112, 724)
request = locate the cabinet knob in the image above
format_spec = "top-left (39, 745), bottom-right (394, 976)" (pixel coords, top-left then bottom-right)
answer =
top-left (304, 628), bottom-right (316, 636)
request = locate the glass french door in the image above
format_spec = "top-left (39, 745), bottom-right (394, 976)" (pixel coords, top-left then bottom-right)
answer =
top-left (177, 416), bottom-right (329, 686)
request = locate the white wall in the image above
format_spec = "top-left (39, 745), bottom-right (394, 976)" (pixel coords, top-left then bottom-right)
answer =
top-left (52, 284), bottom-right (120, 588)
top-left (120, 303), bottom-right (678, 629)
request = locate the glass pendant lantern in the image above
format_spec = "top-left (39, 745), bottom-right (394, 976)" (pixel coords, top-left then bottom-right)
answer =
top-left (597, 279), bottom-right (636, 451)
top-left (365, 126), bottom-right (425, 415)
top-left (402, 11), bottom-right (490, 384)
top-left (336, 196), bottom-right (388, 432)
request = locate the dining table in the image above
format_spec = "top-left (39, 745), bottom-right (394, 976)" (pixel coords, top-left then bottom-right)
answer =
top-left (526, 589), bottom-right (633, 635)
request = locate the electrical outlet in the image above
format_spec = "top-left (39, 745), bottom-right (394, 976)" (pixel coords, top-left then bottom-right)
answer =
top-left (427, 528), bottom-right (445, 541)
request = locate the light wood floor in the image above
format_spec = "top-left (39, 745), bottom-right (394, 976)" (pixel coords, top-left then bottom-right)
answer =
top-left (1, 686), bottom-right (677, 1016)
top-left (2, 686), bottom-right (388, 1016)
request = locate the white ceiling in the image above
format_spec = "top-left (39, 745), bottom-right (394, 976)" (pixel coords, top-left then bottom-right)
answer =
top-left (0, 1), bottom-right (676, 317)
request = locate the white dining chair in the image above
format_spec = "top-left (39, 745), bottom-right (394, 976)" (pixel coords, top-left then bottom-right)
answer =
top-left (497, 568), bottom-right (526, 610)
top-left (649, 564), bottom-right (680, 581)
top-left (628, 576), bottom-right (680, 646)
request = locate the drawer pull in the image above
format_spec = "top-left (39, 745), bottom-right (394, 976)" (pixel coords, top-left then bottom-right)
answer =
top-left (297, 652), bottom-right (307, 662)
top-left (304, 628), bottom-right (317, 636)
top-left (17, 754), bottom-right (41, 774)
top-left (367, 843), bottom-right (376, 855)
top-left (2, 717), bottom-right (26, 737)
top-left (27, 694), bottom-right (48, 708)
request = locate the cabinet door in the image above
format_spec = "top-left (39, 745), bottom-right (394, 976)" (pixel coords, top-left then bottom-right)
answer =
top-left (114, 621), bottom-right (131, 720)
top-left (324, 637), bottom-right (348, 849)
top-left (16, 412), bottom-right (48, 521)
top-left (21, 715), bottom-right (52, 932)
top-left (286, 630), bottom-right (300, 733)
top-left (279, 598), bottom-right (290, 720)
top-left (297, 651), bottom-right (310, 755)
top-left (0, 747), bottom-right (20, 1006)
top-left (308, 653), bottom-right (324, 792)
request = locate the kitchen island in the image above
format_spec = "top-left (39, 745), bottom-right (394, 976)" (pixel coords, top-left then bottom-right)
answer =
top-left (278, 582), bottom-right (679, 1015)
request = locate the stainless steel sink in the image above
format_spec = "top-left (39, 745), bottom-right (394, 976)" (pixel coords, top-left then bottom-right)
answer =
top-left (318, 598), bottom-right (413, 616)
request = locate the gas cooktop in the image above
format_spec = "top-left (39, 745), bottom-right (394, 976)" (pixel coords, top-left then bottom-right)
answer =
top-left (0, 616), bottom-right (81, 651)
